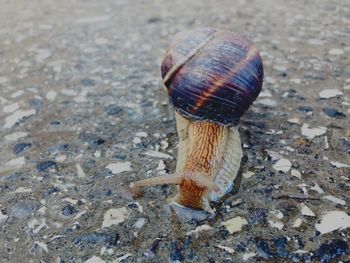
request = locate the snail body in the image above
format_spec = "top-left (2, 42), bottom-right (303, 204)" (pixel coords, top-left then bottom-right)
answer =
top-left (131, 28), bottom-right (263, 213)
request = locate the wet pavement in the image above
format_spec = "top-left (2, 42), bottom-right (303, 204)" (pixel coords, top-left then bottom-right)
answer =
top-left (0, 0), bottom-right (349, 262)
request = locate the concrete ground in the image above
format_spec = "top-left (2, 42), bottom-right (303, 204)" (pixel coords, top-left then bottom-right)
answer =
top-left (0, 0), bottom-right (349, 262)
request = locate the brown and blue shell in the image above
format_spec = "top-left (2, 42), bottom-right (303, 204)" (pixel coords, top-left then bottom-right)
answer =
top-left (161, 28), bottom-right (264, 126)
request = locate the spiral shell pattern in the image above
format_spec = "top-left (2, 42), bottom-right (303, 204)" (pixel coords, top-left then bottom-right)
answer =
top-left (161, 28), bottom-right (263, 126)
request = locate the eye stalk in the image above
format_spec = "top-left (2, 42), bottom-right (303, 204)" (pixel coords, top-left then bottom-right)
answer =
top-left (131, 28), bottom-right (263, 213)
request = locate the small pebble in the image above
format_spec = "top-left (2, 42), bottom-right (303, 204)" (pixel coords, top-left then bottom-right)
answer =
top-left (144, 150), bottom-right (172, 159)
top-left (322, 108), bottom-right (346, 118)
top-left (315, 211), bottom-right (350, 235)
top-left (323, 195), bottom-right (346, 206)
top-left (268, 218), bottom-right (284, 230)
top-left (0, 210), bottom-right (8, 224)
top-left (319, 89), bottom-right (343, 99)
top-left (46, 91), bottom-right (57, 101)
top-left (34, 241), bottom-right (48, 253)
top-left (300, 203), bottom-right (315, 217)
top-left (156, 160), bottom-right (166, 171)
top-left (271, 210), bottom-right (284, 219)
top-left (5, 132), bottom-right (28, 142)
top-left (292, 218), bottom-right (303, 228)
top-left (76, 164), bottom-right (86, 177)
top-left (328, 48), bottom-right (344, 55)
top-left (63, 198), bottom-right (78, 205)
top-left (3, 102), bottom-right (19, 113)
top-left (135, 132), bottom-right (147, 137)
top-left (301, 124), bottom-right (327, 139)
top-left (330, 161), bottom-right (350, 168)
top-left (186, 224), bottom-right (212, 236)
top-left (133, 218), bottom-right (147, 229)
top-left (222, 216), bottom-right (248, 234)
top-left (256, 98), bottom-right (277, 107)
top-left (5, 156), bottom-right (26, 167)
top-left (115, 253), bottom-right (132, 262)
top-left (287, 118), bottom-right (300, 124)
top-left (84, 256), bottom-right (105, 263)
top-left (106, 162), bottom-right (132, 174)
top-left (132, 137), bottom-right (141, 144)
top-left (273, 159), bottom-right (292, 173)
top-left (102, 207), bottom-right (128, 228)
top-left (216, 245), bottom-right (235, 255)
top-left (310, 183), bottom-right (324, 194)
top-left (243, 253), bottom-right (256, 261)
top-left (160, 140), bottom-right (169, 150)
top-left (4, 109), bottom-right (36, 129)
top-left (291, 169), bottom-right (301, 179)
top-left (243, 171), bottom-right (254, 178)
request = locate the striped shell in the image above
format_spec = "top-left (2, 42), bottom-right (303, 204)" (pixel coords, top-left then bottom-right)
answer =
top-left (161, 28), bottom-right (263, 126)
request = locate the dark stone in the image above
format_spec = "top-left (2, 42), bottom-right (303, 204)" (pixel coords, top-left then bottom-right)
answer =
top-left (284, 89), bottom-right (305, 100)
top-left (50, 120), bottom-right (61, 125)
top-left (278, 72), bottom-right (287, 77)
top-left (36, 160), bottom-right (57, 172)
top-left (13, 143), bottom-right (32, 154)
top-left (315, 239), bottom-right (348, 263)
top-left (262, 185), bottom-right (274, 194)
top-left (147, 238), bottom-right (161, 257)
top-left (105, 104), bottom-right (123, 116)
top-left (255, 238), bottom-right (277, 259)
top-left (322, 107), bottom-right (346, 118)
top-left (169, 240), bottom-right (184, 262)
top-left (62, 204), bottom-right (77, 216)
top-left (127, 203), bottom-right (139, 209)
top-left (79, 132), bottom-right (105, 149)
top-left (235, 242), bottom-right (246, 252)
top-left (248, 208), bottom-right (268, 225)
top-left (255, 236), bottom-right (289, 259)
top-left (74, 232), bottom-right (119, 247)
top-left (297, 106), bottom-right (313, 113)
top-left (10, 201), bottom-right (40, 219)
top-left (147, 17), bottom-right (162, 23)
top-left (81, 78), bottom-right (95, 87)
top-left (274, 237), bottom-right (288, 258)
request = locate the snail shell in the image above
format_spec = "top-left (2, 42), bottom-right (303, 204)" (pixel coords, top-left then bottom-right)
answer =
top-left (161, 28), bottom-right (263, 126)
top-left (132, 28), bottom-right (263, 214)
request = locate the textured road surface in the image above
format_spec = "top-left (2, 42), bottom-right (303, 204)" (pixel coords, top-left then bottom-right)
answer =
top-left (0, 0), bottom-right (349, 262)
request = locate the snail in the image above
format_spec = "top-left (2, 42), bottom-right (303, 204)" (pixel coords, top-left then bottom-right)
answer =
top-left (131, 28), bottom-right (263, 214)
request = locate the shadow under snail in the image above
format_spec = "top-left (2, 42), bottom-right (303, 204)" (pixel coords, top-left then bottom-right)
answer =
top-left (131, 28), bottom-right (263, 215)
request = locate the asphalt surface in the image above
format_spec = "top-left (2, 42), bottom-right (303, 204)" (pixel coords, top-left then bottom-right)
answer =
top-left (0, 0), bottom-right (349, 262)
